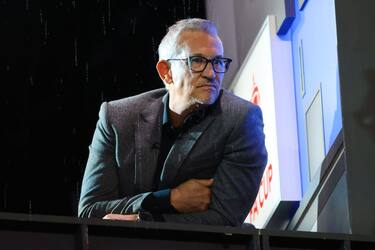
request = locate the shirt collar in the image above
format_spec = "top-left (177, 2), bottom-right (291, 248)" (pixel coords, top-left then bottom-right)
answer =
top-left (162, 93), bottom-right (170, 125)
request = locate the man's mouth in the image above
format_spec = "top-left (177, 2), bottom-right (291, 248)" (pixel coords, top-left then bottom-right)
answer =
top-left (197, 83), bottom-right (217, 89)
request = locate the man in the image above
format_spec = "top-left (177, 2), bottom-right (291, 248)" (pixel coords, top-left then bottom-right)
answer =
top-left (78, 18), bottom-right (267, 226)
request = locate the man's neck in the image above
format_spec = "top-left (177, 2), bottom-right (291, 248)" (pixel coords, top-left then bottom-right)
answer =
top-left (168, 104), bottom-right (200, 128)
top-left (168, 94), bottom-right (194, 127)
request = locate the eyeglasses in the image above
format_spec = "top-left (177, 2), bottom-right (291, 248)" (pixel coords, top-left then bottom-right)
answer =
top-left (167, 55), bottom-right (232, 73)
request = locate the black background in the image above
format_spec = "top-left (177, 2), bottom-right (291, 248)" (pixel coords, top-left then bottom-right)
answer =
top-left (1, 0), bottom-right (206, 216)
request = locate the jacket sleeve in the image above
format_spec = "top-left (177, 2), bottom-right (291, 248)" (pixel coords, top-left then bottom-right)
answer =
top-left (78, 102), bottom-right (150, 218)
top-left (161, 105), bottom-right (268, 226)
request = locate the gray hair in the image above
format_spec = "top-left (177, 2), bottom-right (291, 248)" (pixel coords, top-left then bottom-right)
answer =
top-left (158, 18), bottom-right (220, 60)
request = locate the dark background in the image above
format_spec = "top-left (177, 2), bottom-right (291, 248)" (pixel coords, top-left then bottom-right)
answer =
top-left (1, 0), bottom-right (206, 216)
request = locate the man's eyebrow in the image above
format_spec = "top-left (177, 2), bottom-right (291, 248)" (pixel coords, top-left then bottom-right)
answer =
top-left (190, 53), bottom-right (205, 57)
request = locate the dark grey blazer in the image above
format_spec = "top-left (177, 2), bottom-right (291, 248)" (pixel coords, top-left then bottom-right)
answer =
top-left (78, 88), bottom-right (267, 226)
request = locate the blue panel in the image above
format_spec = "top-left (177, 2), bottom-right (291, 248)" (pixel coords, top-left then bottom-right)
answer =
top-left (290, 0), bottom-right (343, 194)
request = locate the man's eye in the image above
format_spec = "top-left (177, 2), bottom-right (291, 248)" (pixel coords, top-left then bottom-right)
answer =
top-left (213, 59), bottom-right (224, 65)
top-left (191, 57), bottom-right (205, 64)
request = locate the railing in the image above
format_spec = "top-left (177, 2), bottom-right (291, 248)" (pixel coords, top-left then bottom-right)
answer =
top-left (0, 212), bottom-right (374, 250)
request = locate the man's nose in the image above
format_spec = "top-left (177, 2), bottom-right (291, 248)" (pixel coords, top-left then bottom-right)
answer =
top-left (203, 61), bottom-right (216, 79)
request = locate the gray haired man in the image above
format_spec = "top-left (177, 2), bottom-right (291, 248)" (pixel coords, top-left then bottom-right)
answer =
top-left (79, 18), bottom-right (267, 226)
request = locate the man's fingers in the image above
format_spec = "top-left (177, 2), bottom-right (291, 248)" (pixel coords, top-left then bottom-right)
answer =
top-left (103, 214), bottom-right (139, 221)
top-left (195, 178), bottom-right (214, 186)
top-left (171, 178), bottom-right (214, 213)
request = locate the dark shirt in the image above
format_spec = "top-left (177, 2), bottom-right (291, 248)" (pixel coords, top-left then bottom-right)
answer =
top-left (140, 94), bottom-right (206, 220)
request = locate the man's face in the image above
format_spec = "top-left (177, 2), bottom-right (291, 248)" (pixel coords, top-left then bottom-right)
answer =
top-left (169, 30), bottom-right (224, 106)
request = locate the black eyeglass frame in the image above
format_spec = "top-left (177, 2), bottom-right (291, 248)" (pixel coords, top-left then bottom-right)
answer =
top-left (167, 55), bottom-right (232, 73)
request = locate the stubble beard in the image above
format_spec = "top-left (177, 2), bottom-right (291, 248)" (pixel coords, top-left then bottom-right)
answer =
top-left (189, 90), bottom-right (218, 106)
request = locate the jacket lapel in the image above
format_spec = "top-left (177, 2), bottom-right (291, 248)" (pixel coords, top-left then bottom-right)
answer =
top-left (159, 114), bottom-right (216, 189)
top-left (134, 97), bottom-right (163, 192)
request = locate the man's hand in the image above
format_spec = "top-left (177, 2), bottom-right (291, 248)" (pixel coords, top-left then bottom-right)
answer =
top-left (171, 178), bottom-right (214, 213)
top-left (103, 214), bottom-right (138, 221)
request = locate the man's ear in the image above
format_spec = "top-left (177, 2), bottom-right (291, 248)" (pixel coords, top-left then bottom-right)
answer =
top-left (156, 60), bottom-right (173, 86)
